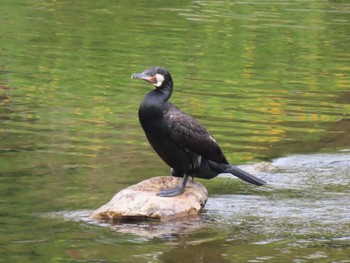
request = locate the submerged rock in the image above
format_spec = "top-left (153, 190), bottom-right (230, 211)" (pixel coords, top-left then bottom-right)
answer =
top-left (91, 176), bottom-right (208, 222)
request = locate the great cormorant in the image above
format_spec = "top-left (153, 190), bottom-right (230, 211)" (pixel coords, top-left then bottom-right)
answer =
top-left (131, 67), bottom-right (266, 197)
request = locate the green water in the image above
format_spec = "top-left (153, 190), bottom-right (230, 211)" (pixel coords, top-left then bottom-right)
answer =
top-left (1, 0), bottom-right (349, 262)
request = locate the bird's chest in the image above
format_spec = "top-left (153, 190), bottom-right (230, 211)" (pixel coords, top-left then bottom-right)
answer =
top-left (138, 103), bottom-right (192, 170)
top-left (138, 102), bottom-right (166, 135)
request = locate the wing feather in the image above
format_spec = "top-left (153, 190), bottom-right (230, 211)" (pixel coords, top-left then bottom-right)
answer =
top-left (164, 103), bottom-right (228, 164)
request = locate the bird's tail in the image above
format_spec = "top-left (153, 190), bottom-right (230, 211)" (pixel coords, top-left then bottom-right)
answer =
top-left (225, 165), bottom-right (266, 186)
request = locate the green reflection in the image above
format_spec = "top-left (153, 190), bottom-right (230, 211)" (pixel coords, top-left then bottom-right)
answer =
top-left (0, 0), bottom-right (349, 262)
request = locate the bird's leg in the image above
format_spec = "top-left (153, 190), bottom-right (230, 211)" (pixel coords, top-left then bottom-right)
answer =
top-left (157, 174), bottom-right (189, 197)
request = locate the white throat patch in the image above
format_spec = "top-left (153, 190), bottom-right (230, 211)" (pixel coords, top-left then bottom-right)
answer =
top-left (154, 74), bottom-right (165, 87)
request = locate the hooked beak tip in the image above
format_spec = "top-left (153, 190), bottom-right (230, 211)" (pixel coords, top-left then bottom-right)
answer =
top-left (131, 73), bottom-right (143, 80)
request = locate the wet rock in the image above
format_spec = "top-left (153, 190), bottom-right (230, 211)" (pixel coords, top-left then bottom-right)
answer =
top-left (91, 176), bottom-right (208, 222)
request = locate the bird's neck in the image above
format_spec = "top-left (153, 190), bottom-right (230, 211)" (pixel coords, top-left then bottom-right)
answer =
top-left (139, 79), bottom-right (173, 128)
top-left (156, 79), bottom-right (173, 102)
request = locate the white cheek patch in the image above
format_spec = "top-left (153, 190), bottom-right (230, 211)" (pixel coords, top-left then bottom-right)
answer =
top-left (154, 74), bottom-right (165, 87)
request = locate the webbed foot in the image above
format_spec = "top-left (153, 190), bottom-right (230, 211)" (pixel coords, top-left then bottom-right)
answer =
top-left (157, 187), bottom-right (185, 197)
top-left (157, 173), bottom-right (189, 197)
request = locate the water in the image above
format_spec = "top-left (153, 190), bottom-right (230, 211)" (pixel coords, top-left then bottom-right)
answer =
top-left (1, 0), bottom-right (350, 262)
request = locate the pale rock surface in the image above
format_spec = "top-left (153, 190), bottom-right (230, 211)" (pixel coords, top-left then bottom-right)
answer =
top-left (91, 176), bottom-right (208, 222)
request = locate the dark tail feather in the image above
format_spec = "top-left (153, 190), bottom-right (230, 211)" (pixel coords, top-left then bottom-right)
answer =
top-left (206, 160), bottom-right (266, 185)
top-left (225, 165), bottom-right (266, 186)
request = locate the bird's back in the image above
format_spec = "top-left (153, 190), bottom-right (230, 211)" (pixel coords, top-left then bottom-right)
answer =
top-left (164, 103), bottom-right (229, 164)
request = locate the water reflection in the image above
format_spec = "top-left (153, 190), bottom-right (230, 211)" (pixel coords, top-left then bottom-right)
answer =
top-left (1, 0), bottom-right (350, 262)
top-left (159, 239), bottom-right (231, 263)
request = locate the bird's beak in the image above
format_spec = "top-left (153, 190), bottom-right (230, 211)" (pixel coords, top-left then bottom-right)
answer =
top-left (131, 72), bottom-right (156, 84)
top-left (131, 72), bottom-right (148, 80)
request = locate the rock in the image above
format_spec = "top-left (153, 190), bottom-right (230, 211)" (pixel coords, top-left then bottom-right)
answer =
top-left (91, 176), bottom-right (208, 222)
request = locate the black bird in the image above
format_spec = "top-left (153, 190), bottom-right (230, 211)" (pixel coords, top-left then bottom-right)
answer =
top-left (131, 67), bottom-right (266, 197)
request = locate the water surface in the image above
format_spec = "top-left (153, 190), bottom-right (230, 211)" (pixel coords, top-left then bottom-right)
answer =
top-left (0, 0), bottom-right (349, 262)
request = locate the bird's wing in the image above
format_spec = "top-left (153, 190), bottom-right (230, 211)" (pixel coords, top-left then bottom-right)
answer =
top-left (164, 103), bottom-right (228, 164)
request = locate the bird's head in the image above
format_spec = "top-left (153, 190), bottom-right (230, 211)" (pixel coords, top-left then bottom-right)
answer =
top-left (131, 67), bottom-right (171, 88)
